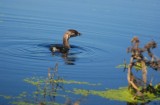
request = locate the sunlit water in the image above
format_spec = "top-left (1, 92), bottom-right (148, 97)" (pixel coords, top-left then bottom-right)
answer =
top-left (0, 0), bottom-right (160, 105)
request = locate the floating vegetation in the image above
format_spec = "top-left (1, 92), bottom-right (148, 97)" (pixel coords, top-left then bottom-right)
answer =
top-left (0, 94), bottom-right (12, 99)
top-left (72, 85), bottom-right (160, 103)
top-left (24, 77), bottom-right (100, 86)
top-left (116, 63), bottom-right (144, 71)
top-left (72, 89), bottom-right (89, 96)
top-left (1, 85), bottom-right (160, 104)
top-left (11, 101), bottom-right (63, 105)
top-left (0, 63), bottom-right (100, 105)
top-left (1, 58), bottom-right (160, 105)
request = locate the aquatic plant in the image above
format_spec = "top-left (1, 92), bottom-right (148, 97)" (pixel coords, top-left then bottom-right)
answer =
top-left (116, 62), bottom-right (144, 71)
top-left (1, 62), bottom-right (160, 105)
top-left (0, 63), bottom-right (99, 105)
top-left (72, 86), bottom-right (160, 103)
top-left (1, 85), bottom-right (160, 104)
top-left (24, 77), bottom-right (100, 86)
top-left (116, 37), bottom-right (160, 103)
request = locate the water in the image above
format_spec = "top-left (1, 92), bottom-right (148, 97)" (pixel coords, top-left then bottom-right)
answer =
top-left (0, 0), bottom-right (160, 105)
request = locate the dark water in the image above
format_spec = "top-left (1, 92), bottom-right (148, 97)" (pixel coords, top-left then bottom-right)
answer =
top-left (0, 0), bottom-right (160, 105)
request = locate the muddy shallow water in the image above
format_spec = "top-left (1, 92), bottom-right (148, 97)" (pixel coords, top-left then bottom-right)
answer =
top-left (0, 0), bottom-right (160, 105)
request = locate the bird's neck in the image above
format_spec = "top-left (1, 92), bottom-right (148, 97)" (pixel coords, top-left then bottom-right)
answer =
top-left (63, 34), bottom-right (70, 49)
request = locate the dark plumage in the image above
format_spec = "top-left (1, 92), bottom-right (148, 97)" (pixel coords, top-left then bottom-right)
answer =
top-left (51, 29), bottom-right (81, 53)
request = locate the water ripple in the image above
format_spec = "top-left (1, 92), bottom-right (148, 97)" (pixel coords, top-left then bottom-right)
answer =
top-left (0, 38), bottom-right (110, 66)
top-left (0, 39), bottom-right (51, 61)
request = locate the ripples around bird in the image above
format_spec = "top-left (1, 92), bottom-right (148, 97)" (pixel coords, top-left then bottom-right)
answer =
top-left (0, 38), bottom-right (110, 67)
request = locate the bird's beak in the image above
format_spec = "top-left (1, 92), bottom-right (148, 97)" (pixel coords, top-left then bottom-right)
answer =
top-left (78, 33), bottom-right (81, 36)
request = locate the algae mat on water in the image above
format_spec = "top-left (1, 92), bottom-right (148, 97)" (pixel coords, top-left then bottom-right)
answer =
top-left (73, 87), bottom-right (160, 103)
top-left (1, 79), bottom-right (160, 104)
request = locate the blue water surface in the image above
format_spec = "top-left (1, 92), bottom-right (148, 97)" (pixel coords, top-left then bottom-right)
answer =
top-left (0, 0), bottom-right (160, 105)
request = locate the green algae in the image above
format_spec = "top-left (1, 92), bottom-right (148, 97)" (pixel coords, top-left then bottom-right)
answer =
top-left (72, 89), bottom-right (89, 96)
top-left (0, 92), bottom-right (64, 105)
top-left (12, 102), bottom-right (63, 105)
top-left (24, 77), bottom-right (100, 86)
top-left (72, 87), bottom-right (160, 103)
top-left (0, 75), bottom-right (100, 105)
top-left (1, 63), bottom-right (159, 105)
top-left (116, 63), bottom-right (144, 71)
top-left (0, 94), bottom-right (12, 99)
top-left (0, 85), bottom-right (160, 105)
top-left (90, 87), bottom-right (134, 102)
top-left (12, 102), bottom-right (35, 105)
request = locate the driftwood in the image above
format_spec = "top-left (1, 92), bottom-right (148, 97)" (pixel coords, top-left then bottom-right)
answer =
top-left (127, 36), bottom-right (160, 98)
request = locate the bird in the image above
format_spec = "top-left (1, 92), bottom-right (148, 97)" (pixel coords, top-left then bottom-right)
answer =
top-left (50, 29), bottom-right (81, 53)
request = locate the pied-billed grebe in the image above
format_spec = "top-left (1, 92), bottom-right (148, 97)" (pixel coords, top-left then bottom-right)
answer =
top-left (51, 29), bottom-right (81, 53)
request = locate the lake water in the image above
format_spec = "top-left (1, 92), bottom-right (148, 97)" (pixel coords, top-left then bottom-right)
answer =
top-left (0, 0), bottom-right (160, 105)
